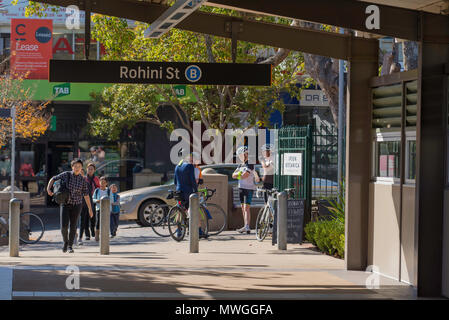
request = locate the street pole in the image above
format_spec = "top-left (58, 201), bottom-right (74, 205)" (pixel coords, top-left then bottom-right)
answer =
top-left (11, 105), bottom-right (16, 199)
top-left (100, 196), bottom-right (110, 255)
top-left (277, 191), bottom-right (287, 251)
top-left (189, 193), bottom-right (199, 253)
top-left (337, 27), bottom-right (345, 197)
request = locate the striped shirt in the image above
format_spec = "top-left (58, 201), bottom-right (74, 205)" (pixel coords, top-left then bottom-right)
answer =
top-left (54, 171), bottom-right (89, 205)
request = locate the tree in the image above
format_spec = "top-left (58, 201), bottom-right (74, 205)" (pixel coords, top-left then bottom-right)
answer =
top-left (88, 15), bottom-right (302, 141)
top-left (0, 60), bottom-right (51, 148)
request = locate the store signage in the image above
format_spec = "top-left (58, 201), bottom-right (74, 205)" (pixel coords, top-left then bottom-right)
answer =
top-left (11, 19), bottom-right (53, 80)
top-left (174, 85), bottom-right (186, 97)
top-left (282, 153), bottom-right (302, 176)
top-left (272, 199), bottom-right (305, 245)
top-left (49, 60), bottom-right (272, 86)
top-left (53, 83), bottom-right (71, 97)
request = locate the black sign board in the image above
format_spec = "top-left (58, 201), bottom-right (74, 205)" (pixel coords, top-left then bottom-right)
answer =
top-left (0, 108), bottom-right (11, 118)
top-left (272, 199), bottom-right (305, 245)
top-left (49, 60), bottom-right (272, 86)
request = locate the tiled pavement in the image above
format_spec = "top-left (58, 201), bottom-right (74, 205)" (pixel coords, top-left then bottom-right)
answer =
top-left (0, 222), bottom-right (416, 300)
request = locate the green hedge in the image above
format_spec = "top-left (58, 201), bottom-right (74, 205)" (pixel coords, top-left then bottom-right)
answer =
top-left (304, 219), bottom-right (345, 259)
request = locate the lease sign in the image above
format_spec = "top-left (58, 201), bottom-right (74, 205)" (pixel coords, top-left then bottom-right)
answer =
top-left (10, 19), bottom-right (53, 79)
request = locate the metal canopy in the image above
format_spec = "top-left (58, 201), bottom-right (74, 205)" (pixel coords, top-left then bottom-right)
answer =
top-left (32, 0), bottom-right (377, 61)
top-left (206, 0), bottom-right (449, 41)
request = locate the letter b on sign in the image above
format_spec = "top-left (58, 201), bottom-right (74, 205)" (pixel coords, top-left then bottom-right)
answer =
top-left (185, 65), bottom-right (202, 83)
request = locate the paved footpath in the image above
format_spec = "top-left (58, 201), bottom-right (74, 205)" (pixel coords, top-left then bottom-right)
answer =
top-left (0, 222), bottom-right (415, 300)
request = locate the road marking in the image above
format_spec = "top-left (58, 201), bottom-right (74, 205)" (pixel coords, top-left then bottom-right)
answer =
top-left (0, 266), bottom-right (13, 300)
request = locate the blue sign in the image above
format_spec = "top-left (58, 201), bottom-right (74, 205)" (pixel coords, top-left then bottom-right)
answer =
top-left (0, 108), bottom-right (11, 118)
top-left (35, 26), bottom-right (52, 43)
top-left (185, 65), bottom-right (202, 83)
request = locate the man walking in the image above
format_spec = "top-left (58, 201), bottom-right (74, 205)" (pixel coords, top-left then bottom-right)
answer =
top-left (47, 159), bottom-right (94, 253)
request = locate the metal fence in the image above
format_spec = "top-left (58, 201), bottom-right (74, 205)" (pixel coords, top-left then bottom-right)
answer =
top-left (274, 121), bottom-right (339, 200)
top-left (312, 119), bottom-right (339, 199)
top-left (274, 125), bottom-right (312, 201)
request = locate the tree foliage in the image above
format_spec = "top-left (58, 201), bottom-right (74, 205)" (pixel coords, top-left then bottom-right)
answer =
top-left (0, 70), bottom-right (50, 148)
top-left (89, 15), bottom-right (302, 140)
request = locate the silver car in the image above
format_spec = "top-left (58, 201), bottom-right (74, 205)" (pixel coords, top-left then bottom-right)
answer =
top-left (119, 164), bottom-right (255, 226)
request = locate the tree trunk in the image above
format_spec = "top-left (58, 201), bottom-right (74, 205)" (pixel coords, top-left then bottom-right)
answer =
top-left (402, 41), bottom-right (418, 71)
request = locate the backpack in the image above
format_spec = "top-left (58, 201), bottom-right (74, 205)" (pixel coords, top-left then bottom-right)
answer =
top-left (53, 172), bottom-right (71, 205)
top-left (93, 187), bottom-right (111, 210)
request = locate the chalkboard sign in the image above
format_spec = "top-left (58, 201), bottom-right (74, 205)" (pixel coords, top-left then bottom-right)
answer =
top-left (272, 199), bottom-right (305, 245)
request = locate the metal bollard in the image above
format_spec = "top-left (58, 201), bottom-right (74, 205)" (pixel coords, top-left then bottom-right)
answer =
top-left (100, 196), bottom-right (110, 255)
top-left (9, 198), bottom-right (20, 257)
top-left (277, 192), bottom-right (287, 250)
top-left (189, 193), bottom-right (199, 253)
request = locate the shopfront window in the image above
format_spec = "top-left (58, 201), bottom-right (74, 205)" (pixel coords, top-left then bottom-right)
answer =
top-left (376, 140), bottom-right (400, 178)
top-left (0, 149), bottom-right (11, 189)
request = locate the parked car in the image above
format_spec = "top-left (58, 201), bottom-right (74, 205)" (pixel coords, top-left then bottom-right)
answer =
top-left (119, 163), bottom-right (263, 226)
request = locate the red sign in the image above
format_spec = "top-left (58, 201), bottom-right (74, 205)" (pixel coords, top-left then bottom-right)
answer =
top-left (10, 19), bottom-right (53, 79)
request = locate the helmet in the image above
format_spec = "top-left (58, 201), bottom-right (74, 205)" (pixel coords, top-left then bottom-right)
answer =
top-left (236, 146), bottom-right (248, 155)
top-left (261, 144), bottom-right (274, 151)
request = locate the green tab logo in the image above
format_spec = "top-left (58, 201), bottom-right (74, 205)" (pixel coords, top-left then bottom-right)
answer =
top-left (53, 83), bottom-right (71, 97)
top-left (174, 85), bottom-right (186, 98)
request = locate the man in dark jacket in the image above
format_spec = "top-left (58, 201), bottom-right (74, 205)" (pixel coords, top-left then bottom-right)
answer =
top-left (174, 153), bottom-right (198, 209)
top-left (47, 159), bottom-right (94, 253)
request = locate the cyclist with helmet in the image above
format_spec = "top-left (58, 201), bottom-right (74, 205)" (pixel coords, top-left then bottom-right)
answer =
top-left (260, 144), bottom-right (275, 203)
top-left (232, 146), bottom-right (260, 234)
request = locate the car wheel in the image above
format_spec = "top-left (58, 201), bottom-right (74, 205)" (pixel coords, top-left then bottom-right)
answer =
top-left (138, 200), bottom-right (166, 227)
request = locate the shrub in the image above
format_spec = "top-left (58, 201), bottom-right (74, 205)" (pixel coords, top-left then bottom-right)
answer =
top-left (305, 219), bottom-right (345, 258)
top-left (305, 180), bottom-right (345, 258)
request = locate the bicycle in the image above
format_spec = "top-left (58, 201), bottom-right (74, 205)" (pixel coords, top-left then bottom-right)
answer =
top-left (0, 211), bottom-right (45, 244)
top-left (255, 188), bottom-right (278, 242)
top-left (197, 188), bottom-right (227, 236)
top-left (255, 188), bottom-right (296, 242)
top-left (150, 188), bottom-right (227, 240)
top-left (167, 190), bottom-right (209, 242)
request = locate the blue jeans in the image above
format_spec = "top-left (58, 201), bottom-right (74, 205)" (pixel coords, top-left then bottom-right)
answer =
top-left (110, 213), bottom-right (120, 235)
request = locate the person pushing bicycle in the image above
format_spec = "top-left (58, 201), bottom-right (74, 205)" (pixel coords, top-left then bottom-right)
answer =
top-left (174, 152), bottom-right (209, 238)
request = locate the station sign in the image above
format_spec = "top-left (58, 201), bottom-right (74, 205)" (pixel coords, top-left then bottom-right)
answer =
top-left (49, 60), bottom-right (272, 86)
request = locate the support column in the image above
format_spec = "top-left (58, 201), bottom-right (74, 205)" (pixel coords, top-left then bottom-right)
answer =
top-left (345, 37), bottom-right (379, 270)
top-left (415, 13), bottom-right (449, 297)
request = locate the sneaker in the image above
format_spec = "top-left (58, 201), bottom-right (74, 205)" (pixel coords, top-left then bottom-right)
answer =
top-left (111, 234), bottom-right (115, 238)
top-left (62, 242), bottom-right (68, 253)
top-left (68, 247), bottom-right (74, 253)
top-left (86, 237), bottom-right (91, 241)
top-left (78, 239), bottom-right (83, 246)
top-left (237, 226), bottom-right (247, 234)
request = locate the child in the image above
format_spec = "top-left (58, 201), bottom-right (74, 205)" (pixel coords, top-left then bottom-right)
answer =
top-left (92, 176), bottom-right (110, 241)
top-left (110, 184), bottom-right (121, 237)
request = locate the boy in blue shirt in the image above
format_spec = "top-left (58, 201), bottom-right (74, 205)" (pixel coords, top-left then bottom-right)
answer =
top-left (109, 184), bottom-right (121, 237)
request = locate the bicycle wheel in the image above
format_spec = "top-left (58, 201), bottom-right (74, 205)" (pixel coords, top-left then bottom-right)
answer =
top-left (149, 206), bottom-right (171, 237)
top-left (168, 206), bottom-right (187, 242)
top-left (202, 203), bottom-right (227, 236)
top-left (255, 206), bottom-right (270, 242)
top-left (20, 212), bottom-right (45, 244)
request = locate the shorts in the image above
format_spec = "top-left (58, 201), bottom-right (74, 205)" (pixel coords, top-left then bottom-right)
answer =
top-left (239, 188), bottom-right (253, 205)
